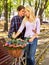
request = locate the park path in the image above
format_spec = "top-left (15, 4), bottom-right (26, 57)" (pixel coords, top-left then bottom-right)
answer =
top-left (39, 48), bottom-right (49, 65)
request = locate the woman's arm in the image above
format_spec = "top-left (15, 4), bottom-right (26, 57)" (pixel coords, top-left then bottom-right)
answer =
top-left (29, 33), bottom-right (38, 42)
top-left (12, 31), bottom-right (21, 39)
top-left (29, 18), bottom-right (40, 42)
top-left (12, 21), bottom-right (25, 39)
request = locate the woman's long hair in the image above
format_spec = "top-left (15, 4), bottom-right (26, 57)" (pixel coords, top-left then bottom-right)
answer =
top-left (23, 5), bottom-right (36, 23)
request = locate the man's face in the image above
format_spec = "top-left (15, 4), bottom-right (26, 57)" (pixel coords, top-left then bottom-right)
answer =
top-left (19, 9), bottom-right (25, 17)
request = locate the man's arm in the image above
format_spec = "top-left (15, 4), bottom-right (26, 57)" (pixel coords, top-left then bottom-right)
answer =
top-left (8, 17), bottom-right (15, 38)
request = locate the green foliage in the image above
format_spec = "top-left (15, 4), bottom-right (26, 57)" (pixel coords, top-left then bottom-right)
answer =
top-left (45, 6), bottom-right (49, 17)
top-left (0, 0), bottom-right (3, 17)
top-left (9, 37), bottom-right (30, 45)
top-left (45, 0), bottom-right (49, 17)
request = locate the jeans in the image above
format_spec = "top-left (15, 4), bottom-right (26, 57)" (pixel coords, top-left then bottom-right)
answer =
top-left (25, 38), bottom-right (38, 65)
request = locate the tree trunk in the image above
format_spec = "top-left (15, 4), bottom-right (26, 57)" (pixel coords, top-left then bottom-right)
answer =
top-left (0, 13), bottom-right (1, 18)
top-left (35, 0), bottom-right (40, 16)
top-left (36, 0), bottom-right (48, 24)
top-left (28, 0), bottom-right (31, 6)
top-left (23, 0), bottom-right (25, 5)
top-left (8, 0), bottom-right (11, 22)
top-left (4, 0), bottom-right (8, 31)
top-left (39, 15), bottom-right (43, 25)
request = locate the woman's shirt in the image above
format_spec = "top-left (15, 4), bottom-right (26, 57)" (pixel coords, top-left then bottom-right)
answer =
top-left (18, 18), bottom-right (40, 38)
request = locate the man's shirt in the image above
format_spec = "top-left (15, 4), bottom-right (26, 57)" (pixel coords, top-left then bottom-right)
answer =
top-left (8, 15), bottom-right (25, 39)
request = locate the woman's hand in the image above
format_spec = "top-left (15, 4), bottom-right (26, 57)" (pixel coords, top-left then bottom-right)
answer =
top-left (29, 33), bottom-right (38, 42)
top-left (29, 38), bottom-right (34, 42)
top-left (12, 31), bottom-right (21, 39)
top-left (12, 33), bottom-right (16, 39)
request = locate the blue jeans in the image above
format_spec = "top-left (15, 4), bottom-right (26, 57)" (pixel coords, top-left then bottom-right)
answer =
top-left (25, 38), bottom-right (38, 65)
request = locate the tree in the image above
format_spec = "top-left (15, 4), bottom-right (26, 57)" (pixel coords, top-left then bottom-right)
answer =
top-left (1, 0), bottom-right (49, 31)
top-left (8, 0), bottom-right (13, 22)
top-left (28, 0), bottom-right (31, 6)
top-left (23, 0), bottom-right (49, 24)
top-left (0, 0), bottom-right (3, 18)
top-left (23, 0), bottom-right (25, 5)
top-left (44, 1), bottom-right (49, 18)
top-left (3, 0), bottom-right (8, 31)
top-left (35, 0), bottom-right (48, 24)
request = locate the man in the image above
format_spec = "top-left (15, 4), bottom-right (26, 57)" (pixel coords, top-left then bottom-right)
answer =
top-left (8, 5), bottom-right (25, 39)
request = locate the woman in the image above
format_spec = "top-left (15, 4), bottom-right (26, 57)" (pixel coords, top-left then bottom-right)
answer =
top-left (13, 6), bottom-right (40, 65)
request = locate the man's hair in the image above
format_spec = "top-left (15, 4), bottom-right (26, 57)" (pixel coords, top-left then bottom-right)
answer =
top-left (17, 5), bottom-right (25, 11)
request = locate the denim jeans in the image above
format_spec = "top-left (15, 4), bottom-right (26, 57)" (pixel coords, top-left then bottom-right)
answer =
top-left (25, 38), bottom-right (38, 65)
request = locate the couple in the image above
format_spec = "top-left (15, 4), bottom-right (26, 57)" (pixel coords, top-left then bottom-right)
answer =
top-left (8, 5), bottom-right (40, 65)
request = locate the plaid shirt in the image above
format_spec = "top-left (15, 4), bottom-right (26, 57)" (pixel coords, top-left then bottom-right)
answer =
top-left (8, 15), bottom-right (25, 39)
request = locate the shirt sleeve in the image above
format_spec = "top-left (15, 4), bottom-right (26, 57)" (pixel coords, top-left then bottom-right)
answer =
top-left (18, 21), bottom-right (25, 33)
top-left (36, 18), bottom-right (40, 34)
top-left (8, 17), bottom-right (15, 38)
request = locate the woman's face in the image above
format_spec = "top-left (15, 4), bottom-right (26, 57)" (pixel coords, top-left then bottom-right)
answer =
top-left (25, 9), bottom-right (30, 18)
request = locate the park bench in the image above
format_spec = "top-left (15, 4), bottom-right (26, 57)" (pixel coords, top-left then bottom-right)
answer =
top-left (0, 42), bottom-right (14, 65)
